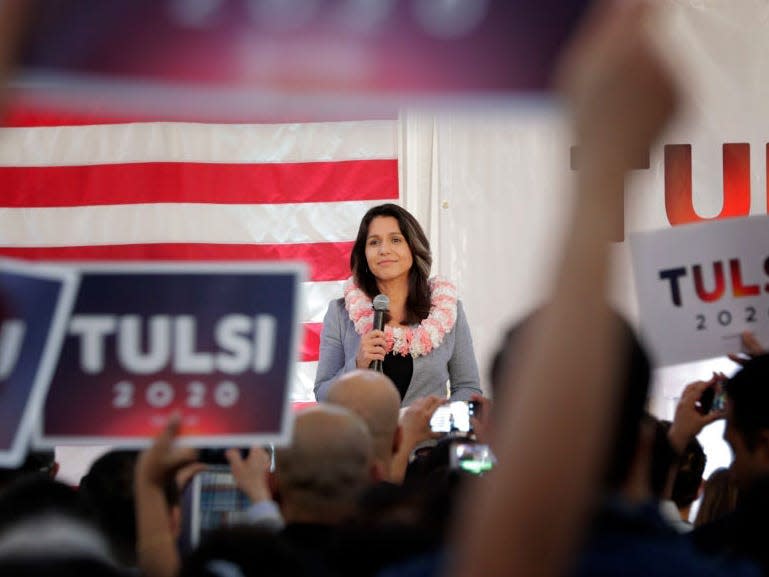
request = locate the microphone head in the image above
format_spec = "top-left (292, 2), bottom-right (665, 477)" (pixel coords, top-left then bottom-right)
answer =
top-left (372, 294), bottom-right (390, 312)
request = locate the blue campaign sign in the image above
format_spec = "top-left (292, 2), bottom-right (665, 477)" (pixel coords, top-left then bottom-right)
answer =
top-left (37, 263), bottom-right (305, 447)
top-left (0, 260), bottom-right (77, 467)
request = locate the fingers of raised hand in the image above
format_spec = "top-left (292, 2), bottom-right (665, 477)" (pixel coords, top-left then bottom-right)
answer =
top-left (139, 414), bottom-right (200, 485)
top-left (682, 380), bottom-right (710, 399)
top-left (742, 331), bottom-right (765, 356)
top-left (704, 409), bottom-right (726, 424)
top-left (424, 395), bottom-right (446, 413)
top-left (225, 448), bottom-right (245, 468)
top-left (248, 447), bottom-right (271, 471)
top-left (166, 447), bottom-right (199, 473)
top-left (176, 462), bottom-right (207, 492)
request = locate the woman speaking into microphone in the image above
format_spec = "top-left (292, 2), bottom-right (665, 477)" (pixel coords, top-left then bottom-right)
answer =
top-left (314, 203), bottom-right (481, 405)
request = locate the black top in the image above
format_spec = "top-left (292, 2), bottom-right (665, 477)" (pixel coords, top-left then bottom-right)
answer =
top-left (383, 353), bottom-right (413, 400)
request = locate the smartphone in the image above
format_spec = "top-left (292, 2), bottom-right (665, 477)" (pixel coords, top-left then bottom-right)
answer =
top-left (430, 400), bottom-right (477, 434)
top-left (198, 448), bottom-right (248, 465)
top-left (198, 446), bottom-right (275, 470)
top-left (698, 383), bottom-right (727, 414)
top-left (449, 442), bottom-right (496, 475)
top-left (188, 465), bottom-right (253, 547)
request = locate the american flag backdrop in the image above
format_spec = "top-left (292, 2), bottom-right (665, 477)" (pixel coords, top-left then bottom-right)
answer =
top-left (0, 106), bottom-right (399, 401)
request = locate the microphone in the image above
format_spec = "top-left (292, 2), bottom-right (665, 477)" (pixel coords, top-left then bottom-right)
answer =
top-left (370, 294), bottom-right (390, 372)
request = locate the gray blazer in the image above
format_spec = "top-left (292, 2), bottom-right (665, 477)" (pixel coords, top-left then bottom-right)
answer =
top-left (314, 298), bottom-right (482, 406)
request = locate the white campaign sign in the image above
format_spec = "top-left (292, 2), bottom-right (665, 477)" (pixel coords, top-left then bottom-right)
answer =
top-left (630, 215), bottom-right (769, 367)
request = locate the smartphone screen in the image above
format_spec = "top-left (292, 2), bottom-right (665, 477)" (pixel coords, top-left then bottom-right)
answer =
top-left (189, 465), bottom-right (253, 547)
top-left (449, 442), bottom-right (496, 475)
top-left (430, 401), bottom-right (474, 434)
top-left (697, 383), bottom-right (727, 414)
top-left (11, 0), bottom-right (592, 120)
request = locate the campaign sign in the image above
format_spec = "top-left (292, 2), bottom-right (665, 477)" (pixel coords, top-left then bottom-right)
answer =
top-left (0, 260), bottom-right (77, 467)
top-left (37, 263), bottom-right (304, 447)
top-left (630, 215), bottom-right (769, 367)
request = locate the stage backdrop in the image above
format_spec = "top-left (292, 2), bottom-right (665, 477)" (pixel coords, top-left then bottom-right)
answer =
top-left (2, 0), bottom-right (768, 485)
top-left (0, 114), bottom-right (399, 403)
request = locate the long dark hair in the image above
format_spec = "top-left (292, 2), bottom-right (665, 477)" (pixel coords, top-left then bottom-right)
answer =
top-left (350, 204), bottom-right (432, 324)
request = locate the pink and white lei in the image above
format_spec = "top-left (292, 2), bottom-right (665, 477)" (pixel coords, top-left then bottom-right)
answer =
top-left (344, 276), bottom-right (458, 358)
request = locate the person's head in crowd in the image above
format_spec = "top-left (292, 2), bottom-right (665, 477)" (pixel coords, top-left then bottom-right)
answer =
top-left (672, 435), bottom-right (706, 517)
top-left (331, 437), bottom-right (482, 577)
top-left (334, 477), bottom-right (454, 577)
top-left (597, 316), bottom-right (653, 493)
top-left (488, 310), bottom-right (540, 400)
top-left (0, 476), bottom-right (84, 535)
top-left (350, 203), bottom-right (432, 323)
top-left (650, 419), bottom-right (706, 519)
top-left (489, 310), bottom-right (652, 495)
top-left (0, 450), bottom-right (57, 493)
top-left (179, 526), bottom-right (306, 577)
top-left (495, 313), bottom-right (654, 508)
top-left (404, 437), bottom-right (482, 532)
top-left (0, 477), bottom-right (117, 572)
top-left (649, 418), bottom-right (676, 500)
top-left (274, 405), bottom-right (375, 525)
top-left (480, 310), bottom-right (542, 444)
top-left (723, 354), bottom-right (769, 489)
top-left (694, 466), bottom-right (739, 527)
top-left (79, 450), bottom-right (180, 567)
top-left (326, 369), bottom-right (402, 482)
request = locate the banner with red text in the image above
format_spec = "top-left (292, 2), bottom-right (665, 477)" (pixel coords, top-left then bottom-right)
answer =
top-left (630, 215), bottom-right (769, 367)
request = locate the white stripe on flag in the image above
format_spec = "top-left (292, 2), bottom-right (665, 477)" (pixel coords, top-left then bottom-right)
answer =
top-left (293, 361), bottom-right (320, 401)
top-left (0, 120), bottom-right (397, 166)
top-left (302, 280), bottom-right (345, 324)
top-left (0, 201), bottom-right (386, 246)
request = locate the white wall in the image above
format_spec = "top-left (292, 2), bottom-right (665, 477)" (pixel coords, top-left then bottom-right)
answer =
top-left (399, 0), bottom-right (769, 477)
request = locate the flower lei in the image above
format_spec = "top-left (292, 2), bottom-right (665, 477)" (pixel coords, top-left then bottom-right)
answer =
top-left (344, 276), bottom-right (458, 358)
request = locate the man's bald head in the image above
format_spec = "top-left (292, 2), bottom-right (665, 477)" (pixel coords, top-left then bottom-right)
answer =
top-left (275, 404), bottom-right (374, 524)
top-left (326, 370), bottom-right (401, 475)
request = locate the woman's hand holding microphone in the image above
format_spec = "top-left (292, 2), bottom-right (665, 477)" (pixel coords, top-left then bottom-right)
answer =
top-left (356, 329), bottom-right (387, 369)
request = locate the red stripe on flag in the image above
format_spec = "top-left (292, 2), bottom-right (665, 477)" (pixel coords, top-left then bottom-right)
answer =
top-left (292, 401), bottom-right (318, 412)
top-left (0, 159), bottom-right (398, 207)
top-left (2, 105), bottom-right (399, 127)
top-left (2, 108), bottom-right (146, 127)
top-left (301, 322), bottom-right (323, 363)
top-left (0, 242), bottom-right (353, 283)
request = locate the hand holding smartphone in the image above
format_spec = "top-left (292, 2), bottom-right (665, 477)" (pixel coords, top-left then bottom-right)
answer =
top-left (697, 377), bottom-right (727, 415)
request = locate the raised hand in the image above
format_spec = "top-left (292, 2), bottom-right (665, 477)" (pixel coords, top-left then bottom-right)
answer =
top-left (668, 376), bottom-right (726, 454)
top-left (728, 331), bottom-right (766, 366)
top-left (226, 446), bottom-right (273, 503)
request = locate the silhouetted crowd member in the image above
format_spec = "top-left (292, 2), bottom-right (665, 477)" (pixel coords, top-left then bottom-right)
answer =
top-left (179, 526), bottom-right (306, 577)
top-left (694, 467), bottom-right (738, 527)
top-left (691, 355), bottom-right (769, 573)
top-left (570, 326), bottom-right (759, 577)
top-left (80, 450), bottom-right (181, 568)
top-left (326, 370), bottom-right (402, 482)
top-left (0, 477), bottom-right (124, 577)
top-left (271, 405), bottom-right (375, 576)
top-left (0, 450), bottom-right (57, 493)
top-left (670, 435), bottom-right (706, 529)
top-left (652, 420), bottom-right (706, 532)
top-left (331, 436), bottom-right (484, 577)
